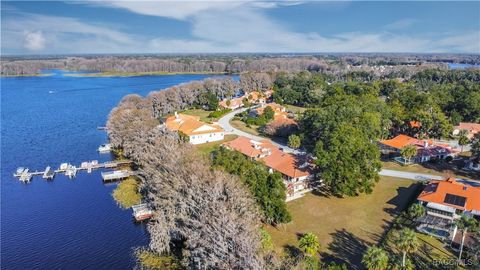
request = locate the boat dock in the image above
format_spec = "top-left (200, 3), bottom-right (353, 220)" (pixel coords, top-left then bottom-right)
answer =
top-left (13, 160), bottom-right (132, 183)
top-left (101, 170), bottom-right (134, 182)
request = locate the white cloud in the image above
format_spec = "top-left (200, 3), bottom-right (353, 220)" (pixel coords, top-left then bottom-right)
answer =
top-left (1, 2), bottom-right (478, 54)
top-left (23, 31), bottom-right (46, 51)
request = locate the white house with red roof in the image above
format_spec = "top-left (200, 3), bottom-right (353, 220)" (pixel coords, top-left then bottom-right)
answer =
top-left (415, 178), bottom-right (480, 241)
top-left (453, 122), bottom-right (480, 139)
top-left (165, 112), bottom-right (224, 145)
top-left (222, 136), bottom-right (315, 198)
top-left (379, 134), bottom-right (458, 163)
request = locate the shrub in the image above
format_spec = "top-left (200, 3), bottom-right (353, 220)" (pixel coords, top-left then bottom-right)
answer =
top-left (112, 177), bottom-right (141, 209)
top-left (135, 249), bottom-right (181, 270)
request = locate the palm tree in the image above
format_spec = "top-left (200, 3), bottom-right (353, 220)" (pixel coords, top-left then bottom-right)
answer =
top-left (362, 246), bottom-right (389, 270)
top-left (400, 145), bottom-right (417, 164)
top-left (298, 232), bottom-right (320, 257)
top-left (395, 228), bottom-right (419, 268)
top-left (458, 129), bottom-right (470, 153)
top-left (454, 215), bottom-right (479, 263)
top-left (407, 203), bottom-right (425, 221)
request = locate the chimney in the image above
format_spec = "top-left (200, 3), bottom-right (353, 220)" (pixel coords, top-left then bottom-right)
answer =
top-left (423, 140), bottom-right (429, 148)
top-left (174, 111), bottom-right (178, 119)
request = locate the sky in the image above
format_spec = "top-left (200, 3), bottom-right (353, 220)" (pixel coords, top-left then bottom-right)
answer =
top-left (1, 1), bottom-right (479, 55)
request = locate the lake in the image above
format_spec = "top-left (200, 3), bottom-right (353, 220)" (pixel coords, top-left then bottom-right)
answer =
top-left (447, 63), bottom-right (480, 69)
top-left (0, 70), bottom-right (233, 269)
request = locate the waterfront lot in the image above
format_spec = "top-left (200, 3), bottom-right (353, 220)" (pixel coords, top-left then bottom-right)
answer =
top-left (194, 134), bottom-right (238, 155)
top-left (266, 176), bottom-right (418, 267)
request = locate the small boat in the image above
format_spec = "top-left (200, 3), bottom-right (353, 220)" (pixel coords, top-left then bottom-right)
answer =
top-left (132, 204), bottom-right (154, 222)
top-left (98, 144), bottom-right (112, 153)
top-left (48, 90), bottom-right (55, 94)
top-left (16, 167), bottom-right (25, 175)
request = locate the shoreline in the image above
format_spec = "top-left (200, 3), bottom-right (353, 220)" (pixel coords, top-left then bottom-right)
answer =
top-left (62, 71), bottom-right (229, 77)
top-left (1, 73), bottom-right (54, 78)
top-left (1, 70), bottom-right (231, 78)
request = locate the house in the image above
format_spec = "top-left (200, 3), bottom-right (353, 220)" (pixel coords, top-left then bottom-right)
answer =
top-left (253, 103), bottom-right (289, 121)
top-left (219, 91), bottom-right (270, 110)
top-left (453, 122), bottom-right (480, 139)
top-left (165, 112), bottom-right (224, 145)
top-left (379, 134), bottom-right (458, 163)
top-left (222, 136), bottom-right (315, 198)
top-left (219, 97), bottom-right (244, 110)
top-left (415, 178), bottom-right (480, 242)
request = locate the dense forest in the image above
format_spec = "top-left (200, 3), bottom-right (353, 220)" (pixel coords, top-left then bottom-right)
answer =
top-left (106, 65), bottom-right (480, 269)
top-left (3, 53), bottom-right (478, 76)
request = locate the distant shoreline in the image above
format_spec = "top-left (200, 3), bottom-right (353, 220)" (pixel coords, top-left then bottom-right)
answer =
top-left (1, 73), bottom-right (54, 78)
top-left (1, 70), bottom-right (229, 78)
top-left (63, 71), bottom-right (229, 77)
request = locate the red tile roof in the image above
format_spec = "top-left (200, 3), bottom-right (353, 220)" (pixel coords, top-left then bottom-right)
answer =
top-left (222, 136), bottom-right (313, 179)
top-left (380, 134), bottom-right (420, 149)
top-left (455, 122), bottom-right (480, 138)
top-left (418, 178), bottom-right (480, 212)
top-left (222, 136), bottom-right (274, 158)
top-left (165, 113), bottom-right (223, 135)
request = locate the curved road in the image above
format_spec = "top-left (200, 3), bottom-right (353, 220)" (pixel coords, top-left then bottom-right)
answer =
top-left (218, 108), bottom-right (298, 153)
top-left (217, 109), bottom-right (477, 182)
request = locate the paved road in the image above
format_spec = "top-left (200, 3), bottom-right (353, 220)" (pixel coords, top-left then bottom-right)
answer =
top-left (378, 169), bottom-right (444, 181)
top-left (217, 108), bottom-right (298, 153)
top-left (217, 108), bottom-right (469, 182)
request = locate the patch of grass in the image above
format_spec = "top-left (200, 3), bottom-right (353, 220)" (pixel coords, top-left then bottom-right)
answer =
top-left (112, 177), bottom-right (141, 209)
top-left (266, 177), bottom-right (418, 266)
top-left (181, 109), bottom-right (214, 122)
top-left (135, 250), bottom-right (181, 270)
top-left (284, 104), bottom-right (308, 114)
top-left (195, 134), bottom-right (238, 155)
top-left (230, 119), bottom-right (261, 136)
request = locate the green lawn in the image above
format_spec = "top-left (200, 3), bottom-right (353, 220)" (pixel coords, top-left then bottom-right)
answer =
top-left (230, 119), bottom-right (262, 136)
top-left (266, 176), bottom-right (418, 267)
top-left (181, 109), bottom-right (214, 122)
top-left (194, 134), bottom-right (238, 156)
top-left (284, 104), bottom-right (308, 114)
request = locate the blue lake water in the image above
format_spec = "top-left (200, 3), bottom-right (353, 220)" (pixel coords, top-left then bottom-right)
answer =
top-left (447, 63), bottom-right (480, 69)
top-left (1, 70), bottom-right (232, 269)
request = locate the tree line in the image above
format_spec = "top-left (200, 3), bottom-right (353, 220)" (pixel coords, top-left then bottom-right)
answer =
top-left (4, 53), bottom-right (475, 76)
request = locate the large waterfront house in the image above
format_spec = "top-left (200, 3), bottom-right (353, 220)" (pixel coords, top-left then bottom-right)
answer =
top-left (165, 112), bottom-right (224, 145)
top-left (379, 134), bottom-right (458, 163)
top-left (222, 136), bottom-right (315, 198)
top-left (415, 178), bottom-right (480, 247)
top-left (453, 122), bottom-right (480, 139)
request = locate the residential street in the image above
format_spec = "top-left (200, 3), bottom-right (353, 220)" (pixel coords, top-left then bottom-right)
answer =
top-left (378, 169), bottom-right (444, 181)
top-left (217, 108), bottom-right (472, 182)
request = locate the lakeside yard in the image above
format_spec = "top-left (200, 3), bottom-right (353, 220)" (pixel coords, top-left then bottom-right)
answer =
top-left (181, 108), bottom-right (231, 123)
top-left (230, 119), bottom-right (262, 136)
top-left (266, 176), bottom-right (419, 267)
top-left (194, 134), bottom-right (238, 155)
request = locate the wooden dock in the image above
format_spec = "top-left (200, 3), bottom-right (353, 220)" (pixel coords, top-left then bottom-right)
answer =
top-left (101, 170), bottom-right (133, 182)
top-left (13, 160), bottom-right (132, 183)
